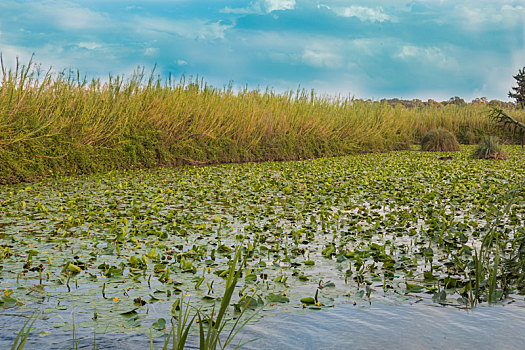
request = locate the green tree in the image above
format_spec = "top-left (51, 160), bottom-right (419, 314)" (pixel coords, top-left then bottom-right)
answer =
top-left (447, 96), bottom-right (466, 106)
top-left (508, 67), bottom-right (525, 109)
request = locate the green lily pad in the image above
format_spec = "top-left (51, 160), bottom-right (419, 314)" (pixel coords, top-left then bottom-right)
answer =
top-left (300, 297), bottom-right (315, 305)
top-left (152, 318), bottom-right (166, 331)
top-left (266, 293), bottom-right (289, 303)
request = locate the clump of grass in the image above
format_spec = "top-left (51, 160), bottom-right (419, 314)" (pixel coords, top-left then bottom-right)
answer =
top-left (472, 136), bottom-right (507, 160)
top-left (420, 128), bottom-right (460, 152)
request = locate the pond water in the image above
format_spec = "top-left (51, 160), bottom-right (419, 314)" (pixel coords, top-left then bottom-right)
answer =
top-left (2, 149), bottom-right (525, 348)
top-left (1, 301), bottom-right (524, 349)
top-left (239, 302), bottom-right (525, 350)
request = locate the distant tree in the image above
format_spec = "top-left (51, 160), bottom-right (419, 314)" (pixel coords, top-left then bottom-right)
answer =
top-left (489, 99), bottom-right (516, 109)
top-left (446, 96), bottom-right (466, 106)
top-left (509, 67), bottom-right (525, 109)
top-left (426, 99), bottom-right (441, 107)
top-left (472, 97), bottom-right (488, 105)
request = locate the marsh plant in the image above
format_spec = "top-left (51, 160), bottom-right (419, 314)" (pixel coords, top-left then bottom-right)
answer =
top-left (420, 128), bottom-right (460, 152)
top-left (472, 136), bottom-right (507, 160)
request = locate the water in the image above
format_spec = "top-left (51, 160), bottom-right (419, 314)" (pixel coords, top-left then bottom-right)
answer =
top-left (238, 302), bottom-right (525, 350)
top-left (2, 302), bottom-right (524, 349)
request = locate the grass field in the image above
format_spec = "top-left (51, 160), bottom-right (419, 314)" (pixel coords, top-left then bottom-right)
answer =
top-left (1, 146), bottom-right (525, 347)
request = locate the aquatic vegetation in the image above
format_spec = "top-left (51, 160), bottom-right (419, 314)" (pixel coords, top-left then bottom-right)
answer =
top-left (1, 146), bottom-right (525, 347)
top-left (472, 136), bottom-right (507, 160)
top-left (421, 128), bottom-right (460, 152)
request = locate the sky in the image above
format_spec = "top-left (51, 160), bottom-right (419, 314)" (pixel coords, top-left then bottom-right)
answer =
top-left (0, 0), bottom-right (524, 101)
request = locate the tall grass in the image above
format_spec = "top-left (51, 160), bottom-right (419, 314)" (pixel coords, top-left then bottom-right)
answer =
top-left (1, 58), bottom-right (525, 183)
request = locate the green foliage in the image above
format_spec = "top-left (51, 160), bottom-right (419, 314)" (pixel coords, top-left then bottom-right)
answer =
top-left (472, 136), bottom-right (507, 160)
top-left (420, 128), bottom-right (460, 152)
top-left (508, 67), bottom-right (525, 109)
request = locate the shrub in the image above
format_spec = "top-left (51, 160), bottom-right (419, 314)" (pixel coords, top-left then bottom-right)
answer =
top-left (472, 136), bottom-right (508, 160)
top-left (421, 128), bottom-right (460, 152)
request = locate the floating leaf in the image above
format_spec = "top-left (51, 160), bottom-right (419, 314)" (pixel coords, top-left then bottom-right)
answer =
top-left (267, 293), bottom-right (289, 303)
top-left (152, 318), bottom-right (166, 331)
top-left (300, 297), bottom-right (315, 305)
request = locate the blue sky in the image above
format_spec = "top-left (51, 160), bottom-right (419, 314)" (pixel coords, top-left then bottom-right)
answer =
top-left (0, 0), bottom-right (524, 101)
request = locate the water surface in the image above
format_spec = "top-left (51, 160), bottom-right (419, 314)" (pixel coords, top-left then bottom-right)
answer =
top-left (239, 302), bottom-right (525, 350)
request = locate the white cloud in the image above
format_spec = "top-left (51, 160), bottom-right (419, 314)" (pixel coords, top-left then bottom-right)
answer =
top-left (302, 48), bottom-right (341, 68)
top-left (319, 3), bottom-right (393, 23)
top-left (31, 1), bottom-right (109, 30)
top-left (220, 6), bottom-right (256, 15)
top-left (137, 18), bottom-right (232, 40)
top-left (395, 45), bottom-right (458, 70)
top-left (144, 47), bottom-right (159, 56)
top-left (444, 2), bottom-right (525, 30)
top-left (77, 42), bottom-right (102, 50)
top-left (235, 30), bottom-right (345, 68)
top-left (176, 59), bottom-right (188, 66)
top-left (335, 5), bottom-right (391, 22)
top-left (263, 0), bottom-right (296, 12)
top-left (221, 0), bottom-right (295, 14)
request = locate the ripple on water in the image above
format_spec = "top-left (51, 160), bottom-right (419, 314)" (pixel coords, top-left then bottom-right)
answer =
top-left (1, 303), bottom-right (524, 349)
top-left (237, 303), bottom-right (525, 350)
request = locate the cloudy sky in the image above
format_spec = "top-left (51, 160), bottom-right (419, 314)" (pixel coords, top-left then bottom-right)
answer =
top-left (0, 0), bottom-right (524, 100)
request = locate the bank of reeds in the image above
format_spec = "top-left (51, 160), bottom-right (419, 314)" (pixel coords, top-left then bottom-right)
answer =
top-left (1, 58), bottom-right (525, 183)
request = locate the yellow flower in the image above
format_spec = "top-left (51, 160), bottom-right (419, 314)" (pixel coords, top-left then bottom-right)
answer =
top-left (4, 288), bottom-right (13, 297)
top-left (316, 301), bottom-right (321, 306)
top-left (113, 297), bottom-right (119, 302)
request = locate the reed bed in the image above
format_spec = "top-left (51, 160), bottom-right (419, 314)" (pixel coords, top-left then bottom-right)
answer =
top-left (1, 58), bottom-right (524, 183)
